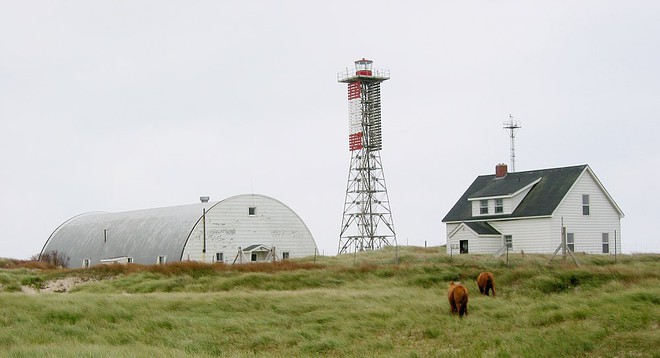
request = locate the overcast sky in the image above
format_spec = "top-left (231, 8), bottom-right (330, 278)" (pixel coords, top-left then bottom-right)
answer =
top-left (1, 1), bottom-right (659, 259)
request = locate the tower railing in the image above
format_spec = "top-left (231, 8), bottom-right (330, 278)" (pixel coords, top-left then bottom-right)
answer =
top-left (337, 68), bottom-right (391, 82)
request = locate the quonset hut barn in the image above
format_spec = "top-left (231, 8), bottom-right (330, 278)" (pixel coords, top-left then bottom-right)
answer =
top-left (40, 194), bottom-right (318, 268)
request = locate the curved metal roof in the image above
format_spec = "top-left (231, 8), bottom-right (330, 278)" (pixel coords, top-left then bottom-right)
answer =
top-left (41, 200), bottom-right (218, 266)
top-left (41, 194), bottom-right (313, 267)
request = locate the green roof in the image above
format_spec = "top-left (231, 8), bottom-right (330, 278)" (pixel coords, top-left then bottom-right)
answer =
top-left (464, 221), bottom-right (501, 235)
top-left (468, 174), bottom-right (541, 199)
top-left (442, 165), bottom-right (588, 222)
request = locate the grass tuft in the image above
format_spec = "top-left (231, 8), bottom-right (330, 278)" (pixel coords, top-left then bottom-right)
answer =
top-left (0, 248), bottom-right (658, 356)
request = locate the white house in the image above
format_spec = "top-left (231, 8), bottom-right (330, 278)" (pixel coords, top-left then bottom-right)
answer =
top-left (442, 164), bottom-right (624, 255)
top-left (41, 194), bottom-right (318, 268)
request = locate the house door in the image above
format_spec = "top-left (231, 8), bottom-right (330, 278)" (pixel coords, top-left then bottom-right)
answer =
top-left (460, 240), bottom-right (469, 254)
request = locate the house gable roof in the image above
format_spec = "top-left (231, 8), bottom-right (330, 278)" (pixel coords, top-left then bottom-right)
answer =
top-left (442, 165), bottom-right (588, 222)
top-left (464, 221), bottom-right (501, 235)
top-left (468, 176), bottom-right (541, 199)
top-left (243, 244), bottom-right (271, 252)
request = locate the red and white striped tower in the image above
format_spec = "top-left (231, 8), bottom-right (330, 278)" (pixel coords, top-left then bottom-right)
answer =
top-left (337, 59), bottom-right (396, 254)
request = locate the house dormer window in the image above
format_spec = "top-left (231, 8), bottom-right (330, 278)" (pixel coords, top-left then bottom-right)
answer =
top-left (495, 199), bottom-right (503, 213)
top-left (480, 200), bottom-right (489, 214)
top-left (582, 195), bottom-right (590, 215)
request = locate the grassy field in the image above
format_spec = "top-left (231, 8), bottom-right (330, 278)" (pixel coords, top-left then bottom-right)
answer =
top-left (1, 247), bottom-right (658, 357)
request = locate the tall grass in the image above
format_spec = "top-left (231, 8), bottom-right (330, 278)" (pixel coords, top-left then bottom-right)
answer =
top-left (1, 248), bottom-right (658, 357)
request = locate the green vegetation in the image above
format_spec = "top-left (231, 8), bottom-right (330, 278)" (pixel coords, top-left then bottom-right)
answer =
top-left (1, 248), bottom-right (658, 357)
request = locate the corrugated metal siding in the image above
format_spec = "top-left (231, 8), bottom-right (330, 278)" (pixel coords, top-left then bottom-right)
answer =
top-left (181, 194), bottom-right (317, 262)
top-left (42, 203), bottom-right (216, 267)
top-left (42, 194), bottom-right (317, 268)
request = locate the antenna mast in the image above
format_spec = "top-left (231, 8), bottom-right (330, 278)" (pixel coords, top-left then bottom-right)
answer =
top-left (503, 114), bottom-right (522, 172)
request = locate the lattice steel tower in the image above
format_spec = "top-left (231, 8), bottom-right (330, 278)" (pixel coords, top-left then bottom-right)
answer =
top-left (503, 114), bottom-right (522, 172)
top-left (337, 59), bottom-right (396, 254)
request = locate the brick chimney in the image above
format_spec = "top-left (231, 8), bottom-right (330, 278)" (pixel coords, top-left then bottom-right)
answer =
top-left (495, 163), bottom-right (508, 178)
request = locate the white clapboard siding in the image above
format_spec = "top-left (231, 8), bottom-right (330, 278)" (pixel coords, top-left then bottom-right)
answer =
top-left (446, 223), bottom-right (503, 254)
top-left (443, 165), bottom-right (622, 256)
top-left (446, 224), bottom-right (477, 253)
top-left (478, 235), bottom-right (504, 254)
top-left (490, 217), bottom-right (553, 253)
top-left (511, 186), bottom-right (533, 213)
top-left (445, 223), bottom-right (460, 254)
top-left (552, 170), bottom-right (623, 255)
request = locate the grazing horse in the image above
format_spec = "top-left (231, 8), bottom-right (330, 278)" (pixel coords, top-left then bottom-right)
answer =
top-left (477, 271), bottom-right (496, 297)
top-left (448, 281), bottom-right (469, 318)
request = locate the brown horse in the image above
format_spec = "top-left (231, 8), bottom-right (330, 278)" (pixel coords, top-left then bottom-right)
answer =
top-left (477, 271), bottom-right (496, 297)
top-left (448, 281), bottom-right (469, 318)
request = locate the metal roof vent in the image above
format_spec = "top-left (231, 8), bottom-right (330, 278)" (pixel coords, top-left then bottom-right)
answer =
top-left (200, 196), bottom-right (210, 203)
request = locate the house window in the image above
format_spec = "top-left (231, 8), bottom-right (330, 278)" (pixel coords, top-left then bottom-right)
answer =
top-left (215, 252), bottom-right (224, 263)
top-left (251, 253), bottom-right (258, 262)
top-left (566, 233), bottom-right (575, 252)
top-left (157, 255), bottom-right (167, 265)
top-left (480, 200), bottom-right (489, 214)
top-left (582, 195), bottom-right (590, 215)
top-left (602, 233), bottom-right (609, 254)
top-left (504, 235), bottom-right (513, 249)
top-left (82, 258), bottom-right (91, 268)
top-left (495, 199), bottom-right (504, 213)
top-left (127, 257), bottom-right (134, 264)
top-left (282, 252), bottom-right (290, 260)
top-left (248, 207), bottom-right (257, 216)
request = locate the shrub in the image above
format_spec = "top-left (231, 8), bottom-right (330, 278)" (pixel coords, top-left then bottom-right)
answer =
top-left (37, 250), bottom-right (70, 268)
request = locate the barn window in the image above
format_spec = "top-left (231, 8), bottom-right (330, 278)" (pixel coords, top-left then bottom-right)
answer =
top-left (127, 257), bottom-right (134, 263)
top-left (282, 252), bottom-right (290, 260)
top-left (566, 233), bottom-right (575, 252)
top-left (251, 253), bottom-right (258, 262)
top-left (495, 199), bottom-right (504, 213)
top-left (582, 195), bottom-right (590, 215)
top-left (602, 233), bottom-right (609, 254)
top-left (157, 255), bottom-right (167, 265)
top-left (82, 258), bottom-right (91, 268)
top-left (248, 207), bottom-right (257, 216)
top-left (480, 200), bottom-right (488, 214)
top-left (215, 252), bottom-right (224, 263)
top-left (504, 235), bottom-right (513, 249)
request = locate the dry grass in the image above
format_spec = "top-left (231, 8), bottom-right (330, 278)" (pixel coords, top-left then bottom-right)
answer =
top-left (1, 248), bottom-right (658, 357)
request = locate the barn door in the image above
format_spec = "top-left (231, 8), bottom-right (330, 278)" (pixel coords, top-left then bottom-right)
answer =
top-left (460, 240), bottom-right (469, 254)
